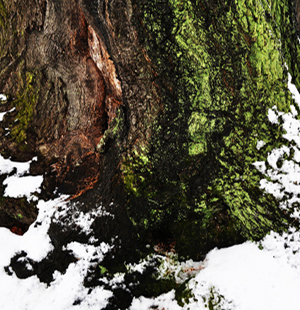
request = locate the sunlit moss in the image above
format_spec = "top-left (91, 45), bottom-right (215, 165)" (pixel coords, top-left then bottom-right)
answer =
top-left (124, 0), bottom-right (298, 252)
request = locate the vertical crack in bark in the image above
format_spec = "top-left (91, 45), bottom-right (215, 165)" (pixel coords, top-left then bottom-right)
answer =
top-left (88, 25), bottom-right (122, 123)
top-left (45, 7), bottom-right (123, 197)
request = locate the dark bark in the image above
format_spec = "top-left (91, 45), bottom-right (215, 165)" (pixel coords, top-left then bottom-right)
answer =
top-left (1, 0), bottom-right (300, 257)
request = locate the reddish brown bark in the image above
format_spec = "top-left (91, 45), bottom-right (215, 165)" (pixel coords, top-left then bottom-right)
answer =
top-left (0, 0), bottom-right (127, 198)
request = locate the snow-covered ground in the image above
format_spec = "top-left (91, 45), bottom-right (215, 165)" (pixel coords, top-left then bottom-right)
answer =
top-left (1, 195), bottom-right (300, 310)
top-left (0, 154), bottom-right (43, 200)
top-left (0, 197), bottom-right (113, 310)
top-left (130, 69), bottom-right (300, 309)
top-left (1, 71), bottom-right (300, 309)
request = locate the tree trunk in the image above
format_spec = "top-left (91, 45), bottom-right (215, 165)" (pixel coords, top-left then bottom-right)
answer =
top-left (1, 0), bottom-right (300, 257)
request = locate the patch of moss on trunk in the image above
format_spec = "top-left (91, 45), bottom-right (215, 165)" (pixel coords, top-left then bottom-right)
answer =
top-left (122, 0), bottom-right (299, 256)
top-left (0, 0), bottom-right (7, 28)
top-left (10, 71), bottom-right (39, 145)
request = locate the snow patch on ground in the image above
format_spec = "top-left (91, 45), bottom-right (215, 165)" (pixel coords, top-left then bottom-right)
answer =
top-left (0, 196), bottom-right (113, 310)
top-left (192, 242), bottom-right (300, 310)
top-left (3, 175), bottom-right (43, 199)
top-left (52, 201), bottom-right (114, 235)
top-left (66, 241), bottom-right (111, 263)
top-left (0, 154), bottom-right (33, 175)
top-left (0, 261), bottom-right (112, 310)
top-left (0, 197), bottom-right (64, 265)
top-left (0, 155), bottom-right (43, 201)
top-left (129, 238), bottom-right (300, 310)
top-left (130, 290), bottom-right (184, 310)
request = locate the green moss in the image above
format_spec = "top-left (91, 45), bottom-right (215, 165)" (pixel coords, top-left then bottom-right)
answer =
top-left (0, 0), bottom-right (8, 58)
top-left (123, 0), bottom-right (299, 255)
top-left (204, 287), bottom-right (228, 310)
top-left (98, 265), bottom-right (108, 275)
top-left (0, 195), bottom-right (37, 227)
top-left (175, 283), bottom-right (194, 307)
top-left (121, 145), bottom-right (152, 197)
top-left (263, 0), bottom-right (300, 91)
top-left (0, 0), bottom-right (6, 15)
top-left (97, 108), bottom-right (125, 153)
top-left (9, 71), bottom-right (39, 144)
top-left (0, 0), bottom-right (7, 27)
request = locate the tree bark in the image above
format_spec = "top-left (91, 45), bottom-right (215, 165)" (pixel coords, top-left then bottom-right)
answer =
top-left (1, 0), bottom-right (300, 256)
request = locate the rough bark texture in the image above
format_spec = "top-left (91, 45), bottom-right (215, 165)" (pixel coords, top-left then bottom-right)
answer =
top-left (1, 0), bottom-right (300, 256)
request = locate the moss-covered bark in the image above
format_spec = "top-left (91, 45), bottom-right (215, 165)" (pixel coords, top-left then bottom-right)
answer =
top-left (1, 0), bottom-right (300, 257)
top-left (120, 0), bottom-right (300, 256)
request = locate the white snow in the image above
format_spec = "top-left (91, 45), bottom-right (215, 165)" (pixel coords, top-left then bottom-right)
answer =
top-left (0, 112), bottom-right (6, 122)
top-left (267, 106), bottom-right (280, 124)
top-left (0, 155), bottom-right (43, 201)
top-left (130, 238), bottom-right (300, 310)
top-left (130, 290), bottom-right (183, 310)
top-left (252, 160), bottom-right (266, 173)
top-left (66, 241), bottom-right (111, 263)
top-left (0, 154), bottom-right (33, 175)
top-left (0, 197), bottom-right (64, 265)
top-left (256, 140), bottom-right (266, 150)
top-left (288, 73), bottom-right (300, 107)
top-left (255, 71), bottom-right (300, 217)
top-left (0, 262), bottom-right (112, 310)
top-left (282, 112), bottom-right (300, 146)
top-left (192, 242), bottom-right (300, 310)
top-left (52, 202), bottom-right (114, 235)
top-left (0, 196), bottom-right (113, 310)
top-left (0, 107), bottom-right (15, 121)
top-left (3, 175), bottom-right (43, 199)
